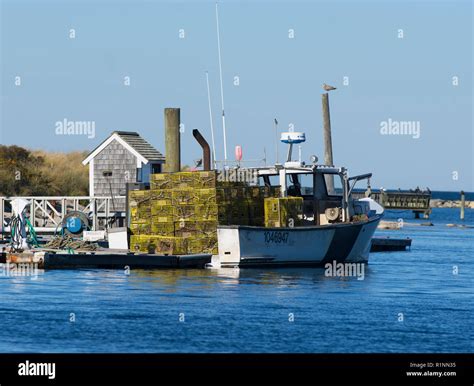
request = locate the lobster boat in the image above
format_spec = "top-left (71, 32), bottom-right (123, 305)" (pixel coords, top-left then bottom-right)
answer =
top-left (216, 132), bottom-right (384, 268)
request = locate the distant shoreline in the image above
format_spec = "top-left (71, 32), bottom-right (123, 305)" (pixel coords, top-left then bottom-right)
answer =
top-left (430, 199), bottom-right (474, 209)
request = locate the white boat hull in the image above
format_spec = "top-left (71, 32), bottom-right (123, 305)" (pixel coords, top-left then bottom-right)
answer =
top-left (217, 215), bottom-right (382, 268)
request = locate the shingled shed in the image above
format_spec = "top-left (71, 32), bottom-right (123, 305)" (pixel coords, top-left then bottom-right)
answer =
top-left (82, 131), bottom-right (165, 211)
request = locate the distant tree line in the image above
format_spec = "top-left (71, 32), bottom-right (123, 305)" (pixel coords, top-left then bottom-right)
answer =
top-left (0, 145), bottom-right (89, 196)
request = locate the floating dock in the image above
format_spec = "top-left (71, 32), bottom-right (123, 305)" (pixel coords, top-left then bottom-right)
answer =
top-left (370, 237), bottom-right (412, 252)
top-left (4, 250), bottom-right (211, 269)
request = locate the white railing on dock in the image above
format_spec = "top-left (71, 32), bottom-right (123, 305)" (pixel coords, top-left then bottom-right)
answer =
top-left (0, 196), bottom-right (126, 234)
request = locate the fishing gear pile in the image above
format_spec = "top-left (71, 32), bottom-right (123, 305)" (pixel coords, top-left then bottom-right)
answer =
top-left (44, 235), bottom-right (97, 251)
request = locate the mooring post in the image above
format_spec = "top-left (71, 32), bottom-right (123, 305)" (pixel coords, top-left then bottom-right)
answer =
top-left (164, 108), bottom-right (181, 173)
top-left (380, 190), bottom-right (388, 207)
top-left (322, 93), bottom-right (334, 193)
top-left (460, 190), bottom-right (465, 220)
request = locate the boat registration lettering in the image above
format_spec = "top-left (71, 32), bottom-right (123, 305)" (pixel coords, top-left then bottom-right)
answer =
top-left (264, 231), bottom-right (289, 244)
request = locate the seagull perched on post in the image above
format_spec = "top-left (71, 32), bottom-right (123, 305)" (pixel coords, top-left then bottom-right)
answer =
top-left (323, 83), bottom-right (337, 91)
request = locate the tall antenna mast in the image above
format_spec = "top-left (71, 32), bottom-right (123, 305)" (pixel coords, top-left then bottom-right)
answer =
top-left (205, 71), bottom-right (217, 169)
top-left (215, 2), bottom-right (228, 164)
top-left (274, 118), bottom-right (279, 164)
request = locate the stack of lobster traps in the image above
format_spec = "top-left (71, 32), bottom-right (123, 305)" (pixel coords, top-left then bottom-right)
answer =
top-left (128, 171), bottom-right (280, 255)
top-left (263, 197), bottom-right (304, 228)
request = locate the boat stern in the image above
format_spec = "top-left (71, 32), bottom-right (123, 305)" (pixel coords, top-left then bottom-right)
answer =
top-left (217, 227), bottom-right (242, 267)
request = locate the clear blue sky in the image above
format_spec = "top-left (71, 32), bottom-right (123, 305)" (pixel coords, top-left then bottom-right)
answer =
top-left (1, 0), bottom-right (472, 191)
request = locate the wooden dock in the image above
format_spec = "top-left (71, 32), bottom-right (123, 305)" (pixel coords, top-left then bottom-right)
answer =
top-left (4, 250), bottom-right (211, 269)
top-left (353, 190), bottom-right (431, 218)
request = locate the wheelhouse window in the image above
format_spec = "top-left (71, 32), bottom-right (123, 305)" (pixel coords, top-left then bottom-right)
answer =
top-left (323, 173), bottom-right (343, 197)
top-left (285, 173), bottom-right (314, 197)
top-left (296, 173), bottom-right (314, 196)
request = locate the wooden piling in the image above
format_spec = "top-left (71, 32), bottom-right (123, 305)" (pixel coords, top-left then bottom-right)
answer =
top-left (164, 108), bottom-right (181, 173)
top-left (322, 93), bottom-right (334, 192)
top-left (460, 190), bottom-right (465, 220)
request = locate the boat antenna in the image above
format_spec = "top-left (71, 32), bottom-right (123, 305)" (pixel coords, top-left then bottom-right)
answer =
top-left (205, 71), bottom-right (217, 168)
top-left (274, 118), bottom-right (279, 164)
top-left (215, 2), bottom-right (228, 165)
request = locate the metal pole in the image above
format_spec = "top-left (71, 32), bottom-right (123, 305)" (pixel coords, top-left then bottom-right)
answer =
top-left (322, 92), bottom-right (334, 193)
top-left (286, 143), bottom-right (293, 162)
top-left (31, 199), bottom-right (35, 228)
top-left (460, 190), bottom-right (465, 220)
top-left (215, 2), bottom-right (228, 164)
top-left (92, 198), bottom-right (97, 231)
top-left (205, 71), bottom-right (217, 168)
top-left (105, 198), bottom-right (109, 230)
top-left (274, 118), bottom-right (279, 164)
top-left (61, 198), bottom-right (66, 219)
top-left (342, 172), bottom-right (349, 222)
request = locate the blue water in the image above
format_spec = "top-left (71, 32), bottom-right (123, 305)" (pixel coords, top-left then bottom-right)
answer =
top-left (0, 208), bottom-right (472, 353)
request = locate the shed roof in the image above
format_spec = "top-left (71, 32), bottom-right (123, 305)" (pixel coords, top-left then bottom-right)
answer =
top-left (82, 131), bottom-right (165, 166)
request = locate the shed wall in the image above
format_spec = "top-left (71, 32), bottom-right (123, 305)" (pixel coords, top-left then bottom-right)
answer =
top-left (93, 139), bottom-right (137, 210)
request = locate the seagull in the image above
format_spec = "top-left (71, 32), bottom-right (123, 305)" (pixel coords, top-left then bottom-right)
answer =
top-left (323, 83), bottom-right (337, 91)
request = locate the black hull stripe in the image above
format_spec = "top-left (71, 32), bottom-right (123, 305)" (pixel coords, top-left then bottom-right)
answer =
top-left (320, 221), bottom-right (364, 264)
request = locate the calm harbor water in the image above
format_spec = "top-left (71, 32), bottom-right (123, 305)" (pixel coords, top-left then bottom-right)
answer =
top-left (0, 208), bottom-right (472, 353)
